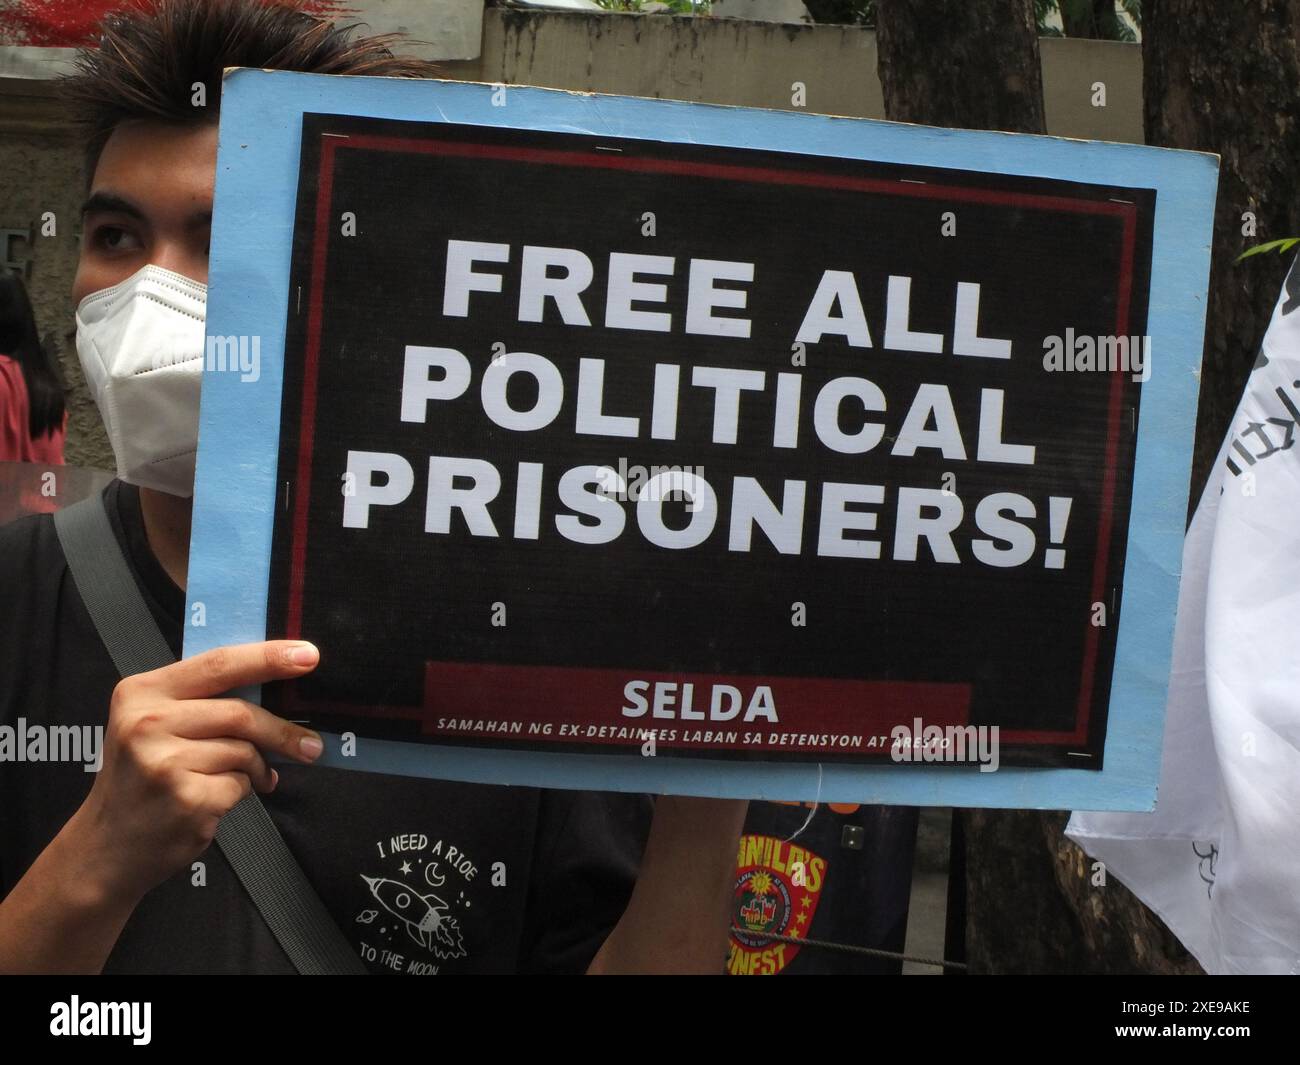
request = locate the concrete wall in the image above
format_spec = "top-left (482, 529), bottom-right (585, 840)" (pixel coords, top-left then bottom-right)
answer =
top-left (0, 13), bottom-right (1142, 472)
top-left (460, 14), bottom-right (1141, 143)
top-left (471, 12), bottom-right (885, 119)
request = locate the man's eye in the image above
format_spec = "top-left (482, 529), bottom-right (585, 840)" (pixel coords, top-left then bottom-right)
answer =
top-left (91, 225), bottom-right (141, 252)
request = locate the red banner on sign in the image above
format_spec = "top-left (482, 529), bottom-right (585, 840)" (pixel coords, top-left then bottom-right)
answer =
top-left (405, 663), bottom-right (972, 754)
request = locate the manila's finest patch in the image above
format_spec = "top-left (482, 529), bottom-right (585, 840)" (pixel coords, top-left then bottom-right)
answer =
top-left (728, 834), bottom-right (826, 975)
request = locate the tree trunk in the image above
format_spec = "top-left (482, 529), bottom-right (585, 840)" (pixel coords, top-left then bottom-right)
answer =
top-left (875, 0), bottom-right (1208, 974)
top-left (1145, 0), bottom-right (1300, 506)
top-left (876, 0), bottom-right (1045, 134)
top-left (963, 811), bottom-right (1203, 973)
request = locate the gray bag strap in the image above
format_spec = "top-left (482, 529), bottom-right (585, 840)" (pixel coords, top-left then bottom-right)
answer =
top-left (54, 493), bottom-right (367, 975)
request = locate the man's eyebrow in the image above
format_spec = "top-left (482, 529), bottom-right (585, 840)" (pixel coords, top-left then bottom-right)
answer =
top-left (79, 192), bottom-right (211, 230)
top-left (79, 191), bottom-right (146, 221)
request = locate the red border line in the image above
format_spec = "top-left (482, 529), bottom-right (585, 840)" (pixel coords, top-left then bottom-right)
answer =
top-left (283, 130), bottom-right (1139, 751)
top-left (1003, 206), bottom-right (1136, 746)
top-left (339, 134), bottom-right (1135, 219)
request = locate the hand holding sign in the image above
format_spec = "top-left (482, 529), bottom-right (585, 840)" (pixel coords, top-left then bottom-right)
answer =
top-left (67, 641), bottom-right (325, 904)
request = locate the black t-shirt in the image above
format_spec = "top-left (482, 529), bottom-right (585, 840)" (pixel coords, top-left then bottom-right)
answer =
top-left (0, 480), bottom-right (652, 974)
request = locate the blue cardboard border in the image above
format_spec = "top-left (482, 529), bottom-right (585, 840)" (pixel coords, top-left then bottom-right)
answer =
top-left (186, 69), bottom-right (1218, 809)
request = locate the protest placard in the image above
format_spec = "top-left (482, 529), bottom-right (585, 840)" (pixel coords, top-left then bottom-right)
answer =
top-left (186, 69), bottom-right (1217, 807)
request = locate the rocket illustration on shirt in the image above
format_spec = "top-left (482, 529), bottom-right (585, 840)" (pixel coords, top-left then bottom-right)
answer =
top-left (361, 875), bottom-right (466, 959)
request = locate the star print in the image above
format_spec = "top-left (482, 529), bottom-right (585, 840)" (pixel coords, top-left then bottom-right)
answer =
top-left (801, 896), bottom-right (812, 908)
top-left (797, 913), bottom-right (807, 925)
top-left (399, 861), bottom-right (412, 875)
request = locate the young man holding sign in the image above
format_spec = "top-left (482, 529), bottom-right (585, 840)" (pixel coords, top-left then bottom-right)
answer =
top-left (0, 0), bottom-right (746, 975)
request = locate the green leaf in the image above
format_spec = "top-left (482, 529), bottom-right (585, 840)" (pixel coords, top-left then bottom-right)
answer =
top-left (1236, 238), bottom-right (1300, 263)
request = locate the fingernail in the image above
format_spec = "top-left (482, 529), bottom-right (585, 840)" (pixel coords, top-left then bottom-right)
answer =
top-left (270, 768), bottom-right (280, 790)
top-left (299, 736), bottom-right (324, 760)
top-left (287, 643), bottom-right (319, 666)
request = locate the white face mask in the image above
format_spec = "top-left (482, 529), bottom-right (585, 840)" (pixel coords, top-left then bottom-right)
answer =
top-left (75, 264), bottom-right (207, 498)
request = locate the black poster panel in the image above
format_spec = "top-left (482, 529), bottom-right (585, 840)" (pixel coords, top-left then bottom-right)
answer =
top-left (265, 112), bottom-right (1155, 770)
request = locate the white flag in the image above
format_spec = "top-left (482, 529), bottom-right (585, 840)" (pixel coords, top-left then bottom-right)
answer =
top-left (1067, 255), bottom-right (1300, 975)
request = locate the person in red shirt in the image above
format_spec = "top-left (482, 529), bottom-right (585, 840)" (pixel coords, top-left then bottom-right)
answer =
top-left (0, 273), bottom-right (66, 464)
